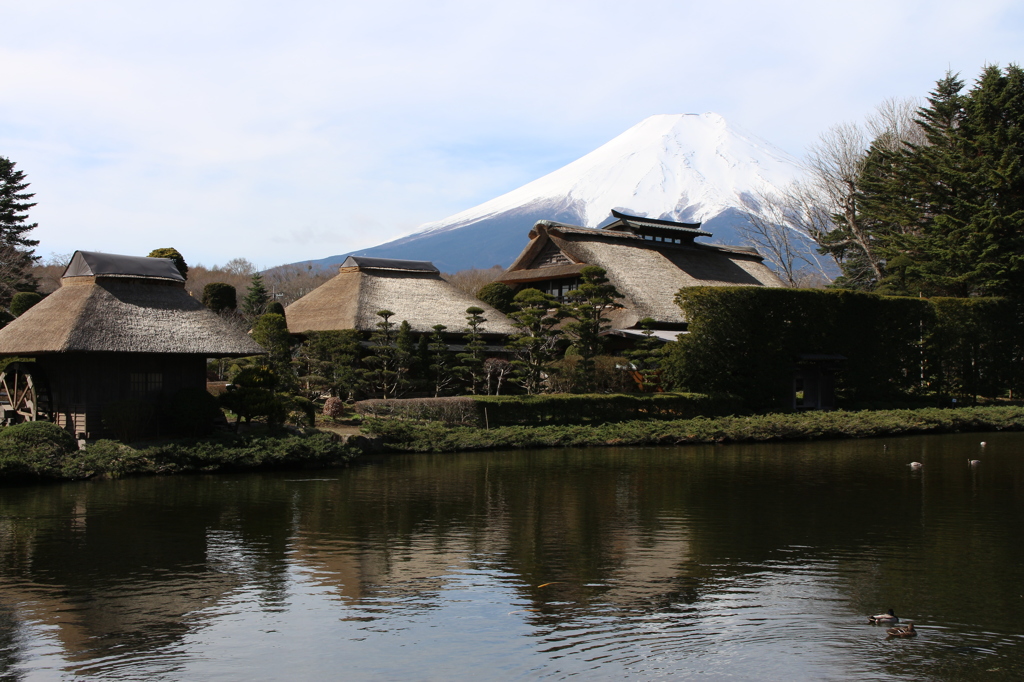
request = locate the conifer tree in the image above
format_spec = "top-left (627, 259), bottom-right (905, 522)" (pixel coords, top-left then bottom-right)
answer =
top-left (362, 310), bottom-right (408, 399)
top-left (428, 324), bottom-right (458, 397)
top-left (506, 287), bottom-right (562, 394)
top-left (455, 307), bottom-right (488, 394)
top-left (241, 272), bottom-right (270, 322)
top-left (622, 317), bottom-right (663, 392)
top-left (562, 267), bottom-right (623, 392)
top-left (0, 156), bottom-right (39, 304)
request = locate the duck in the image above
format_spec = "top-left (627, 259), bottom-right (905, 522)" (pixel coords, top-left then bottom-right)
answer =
top-left (909, 462), bottom-right (923, 469)
top-left (869, 609), bottom-right (899, 624)
top-left (887, 623), bottom-right (917, 637)
top-left (968, 458), bottom-right (981, 466)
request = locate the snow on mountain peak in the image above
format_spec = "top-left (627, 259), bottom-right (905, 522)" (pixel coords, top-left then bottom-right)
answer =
top-left (417, 112), bottom-right (804, 236)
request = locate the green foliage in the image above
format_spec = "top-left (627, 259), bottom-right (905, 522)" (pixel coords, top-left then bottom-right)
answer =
top-left (506, 287), bottom-right (562, 394)
top-left (0, 421), bottom-right (77, 452)
top-left (295, 329), bottom-right (363, 399)
top-left (0, 156), bottom-right (40, 306)
top-left (102, 399), bottom-right (156, 442)
top-left (427, 324), bottom-right (457, 397)
top-left (477, 281), bottom-right (516, 313)
top-left (147, 247), bottom-right (188, 279)
top-left (0, 310), bottom-right (14, 329)
top-left (455, 306), bottom-right (488, 394)
top-left (855, 66), bottom-right (1024, 298)
top-left (166, 387), bottom-right (223, 437)
top-left (354, 396), bottom-right (478, 426)
top-left (9, 291), bottom-right (41, 317)
top-left (202, 282), bottom-right (237, 312)
top-left (267, 301), bottom-right (286, 317)
top-left (241, 272), bottom-right (270, 322)
top-left (359, 406), bottom-right (1024, 453)
top-left (664, 286), bottom-right (1023, 410)
top-left (0, 430), bottom-right (356, 482)
top-left (251, 313), bottom-right (292, 377)
top-left (622, 317), bottom-right (664, 391)
top-left (220, 365), bottom-right (287, 429)
top-left (561, 266), bottom-right (623, 392)
top-left (361, 310), bottom-right (409, 399)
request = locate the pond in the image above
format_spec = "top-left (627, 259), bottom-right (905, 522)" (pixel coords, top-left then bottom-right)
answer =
top-left (2, 432), bottom-right (1023, 680)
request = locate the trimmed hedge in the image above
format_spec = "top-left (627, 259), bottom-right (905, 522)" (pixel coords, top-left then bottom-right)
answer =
top-left (360, 405), bottom-right (1024, 453)
top-left (0, 428), bottom-right (357, 483)
top-left (353, 393), bottom-right (742, 427)
top-left (666, 287), bottom-right (1024, 410)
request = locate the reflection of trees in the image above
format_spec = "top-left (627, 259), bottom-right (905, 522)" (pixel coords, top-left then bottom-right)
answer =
top-left (2, 434), bottom-right (1024, 676)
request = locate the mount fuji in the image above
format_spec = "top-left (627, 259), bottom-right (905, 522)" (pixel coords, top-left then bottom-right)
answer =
top-left (314, 113), bottom-right (807, 272)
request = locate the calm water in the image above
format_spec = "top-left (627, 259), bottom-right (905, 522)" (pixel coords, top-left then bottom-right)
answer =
top-left (2, 432), bottom-right (1023, 680)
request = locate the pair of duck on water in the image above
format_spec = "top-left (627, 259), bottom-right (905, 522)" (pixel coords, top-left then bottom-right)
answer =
top-left (869, 610), bottom-right (917, 637)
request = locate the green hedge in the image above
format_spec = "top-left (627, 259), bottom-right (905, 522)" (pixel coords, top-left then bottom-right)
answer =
top-left (666, 287), bottom-right (1024, 410)
top-left (360, 406), bottom-right (1024, 453)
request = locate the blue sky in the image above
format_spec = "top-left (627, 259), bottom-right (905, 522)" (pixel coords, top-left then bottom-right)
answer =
top-left (1, 0), bottom-right (1022, 268)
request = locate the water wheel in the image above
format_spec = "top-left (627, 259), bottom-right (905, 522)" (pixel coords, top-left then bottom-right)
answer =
top-left (0, 361), bottom-right (54, 425)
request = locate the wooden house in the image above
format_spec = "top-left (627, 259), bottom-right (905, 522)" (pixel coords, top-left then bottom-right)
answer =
top-left (0, 251), bottom-right (266, 437)
top-left (497, 210), bottom-right (783, 338)
top-left (285, 256), bottom-right (517, 337)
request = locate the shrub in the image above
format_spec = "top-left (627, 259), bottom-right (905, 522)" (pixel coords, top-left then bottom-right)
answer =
top-left (10, 292), bottom-right (43, 317)
top-left (0, 421), bottom-right (78, 478)
top-left (354, 397), bottom-right (478, 426)
top-left (202, 282), bottom-right (237, 312)
top-left (322, 396), bottom-right (347, 419)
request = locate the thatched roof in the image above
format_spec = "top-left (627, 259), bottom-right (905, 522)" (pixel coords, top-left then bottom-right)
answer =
top-left (0, 253), bottom-right (265, 356)
top-left (63, 250), bottom-right (184, 281)
top-left (286, 258), bottom-right (517, 335)
top-left (500, 217), bottom-right (783, 328)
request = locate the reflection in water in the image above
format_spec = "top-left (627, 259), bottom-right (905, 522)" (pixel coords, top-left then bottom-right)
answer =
top-left (1, 432), bottom-right (1023, 679)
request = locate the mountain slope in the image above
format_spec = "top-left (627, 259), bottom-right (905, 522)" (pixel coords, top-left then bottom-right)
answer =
top-left (314, 113), bottom-right (806, 272)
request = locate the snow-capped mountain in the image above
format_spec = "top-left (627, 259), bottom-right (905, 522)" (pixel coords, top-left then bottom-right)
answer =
top-left (314, 113), bottom-right (806, 272)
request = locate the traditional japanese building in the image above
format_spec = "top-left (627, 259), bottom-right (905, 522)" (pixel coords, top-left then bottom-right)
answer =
top-left (284, 256), bottom-right (516, 336)
top-left (0, 251), bottom-right (265, 437)
top-left (497, 210), bottom-right (783, 339)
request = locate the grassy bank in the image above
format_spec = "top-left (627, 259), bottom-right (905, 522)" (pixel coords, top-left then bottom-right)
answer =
top-left (361, 405), bottom-right (1024, 453)
top-left (0, 422), bottom-right (358, 484)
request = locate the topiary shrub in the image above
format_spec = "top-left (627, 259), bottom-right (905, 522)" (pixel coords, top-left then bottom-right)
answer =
top-left (202, 282), bottom-right (237, 312)
top-left (323, 396), bottom-right (347, 419)
top-left (10, 292), bottom-right (43, 317)
top-left (102, 399), bottom-right (156, 442)
top-left (166, 387), bottom-right (224, 437)
top-left (0, 421), bottom-right (78, 478)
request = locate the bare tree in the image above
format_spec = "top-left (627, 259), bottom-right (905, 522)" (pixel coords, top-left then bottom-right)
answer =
top-left (738, 189), bottom-right (831, 287)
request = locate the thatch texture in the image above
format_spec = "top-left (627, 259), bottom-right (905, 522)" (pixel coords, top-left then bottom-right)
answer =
top-left (286, 261), bottom-right (517, 335)
top-left (0, 276), bottom-right (265, 356)
top-left (500, 220), bottom-right (783, 328)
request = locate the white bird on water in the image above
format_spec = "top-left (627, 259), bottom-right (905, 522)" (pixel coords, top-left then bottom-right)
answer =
top-left (909, 462), bottom-right (923, 469)
top-left (969, 459), bottom-right (981, 466)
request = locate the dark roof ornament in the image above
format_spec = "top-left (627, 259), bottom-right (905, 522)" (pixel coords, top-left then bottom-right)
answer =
top-left (62, 250), bottom-right (185, 281)
top-left (341, 256), bottom-right (440, 273)
top-left (603, 209), bottom-right (711, 239)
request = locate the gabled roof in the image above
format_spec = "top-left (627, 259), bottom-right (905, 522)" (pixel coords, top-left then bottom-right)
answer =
top-left (63, 250), bottom-right (184, 281)
top-left (602, 209), bottom-right (710, 239)
top-left (286, 259), bottom-right (517, 335)
top-left (341, 256), bottom-right (439, 273)
top-left (499, 216), bottom-right (783, 328)
top-left (0, 256), bottom-right (266, 356)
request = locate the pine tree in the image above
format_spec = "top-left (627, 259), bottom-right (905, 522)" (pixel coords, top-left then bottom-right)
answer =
top-left (0, 156), bottom-right (40, 304)
top-left (562, 266), bottom-right (623, 392)
top-left (506, 287), bottom-right (562, 394)
top-left (428, 324), bottom-right (458, 397)
top-left (241, 273), bottom-right (270, 322)
top-left (455, 307), bottom-right (488, 394)
top-left (362, 310), bottom-right (407, 399)
top-left (622, 317), bottom-right (663, 391)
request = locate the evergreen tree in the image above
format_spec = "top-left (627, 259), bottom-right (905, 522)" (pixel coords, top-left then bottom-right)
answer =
top-left (241, 272), bottom-right (270, 322)
top-left (295, 329), bottom-right (363, 399)
top-left (202, 282), bottom-right (237, 312)
top-left (562, 266), bottom-right (623, 392)
top-left (147, 247), bottom-right (188, 279)
top-left (251, 313), bottom-right (293, 386)
top-left (0, 156), bottom-right (39, 304)
top-left (362, 310), bottom-right (408, 399)
top-left (455, 307), bottom-right (488, 394)
top-left (395, 320), bottom-right (417, 396)
top-left (477, 281), bottom-right (515, 313)
top-left (622, 317), bottom-right (664, 392)
top-left (506, 287), bottom-right (562, 394)
top-left (428, 324), bottom-right (458, 397)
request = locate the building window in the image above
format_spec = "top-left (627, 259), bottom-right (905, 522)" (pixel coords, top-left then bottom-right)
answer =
top-left (130, 372), bottom-right (163, 397)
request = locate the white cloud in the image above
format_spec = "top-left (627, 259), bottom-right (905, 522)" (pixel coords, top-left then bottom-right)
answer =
top-left (1, 0), bottom-right (1021, 266)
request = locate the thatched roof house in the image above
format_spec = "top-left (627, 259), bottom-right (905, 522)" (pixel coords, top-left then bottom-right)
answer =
top-left (285, 256), bottom-right (517, 336)
top-left (498, 210), bottom-right (783, 330)
top-left (0, 250), bottom-right (265, 437)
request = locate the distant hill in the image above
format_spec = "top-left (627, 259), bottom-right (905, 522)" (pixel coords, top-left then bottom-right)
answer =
top-left (306, 113), bottom-right (807, 273)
